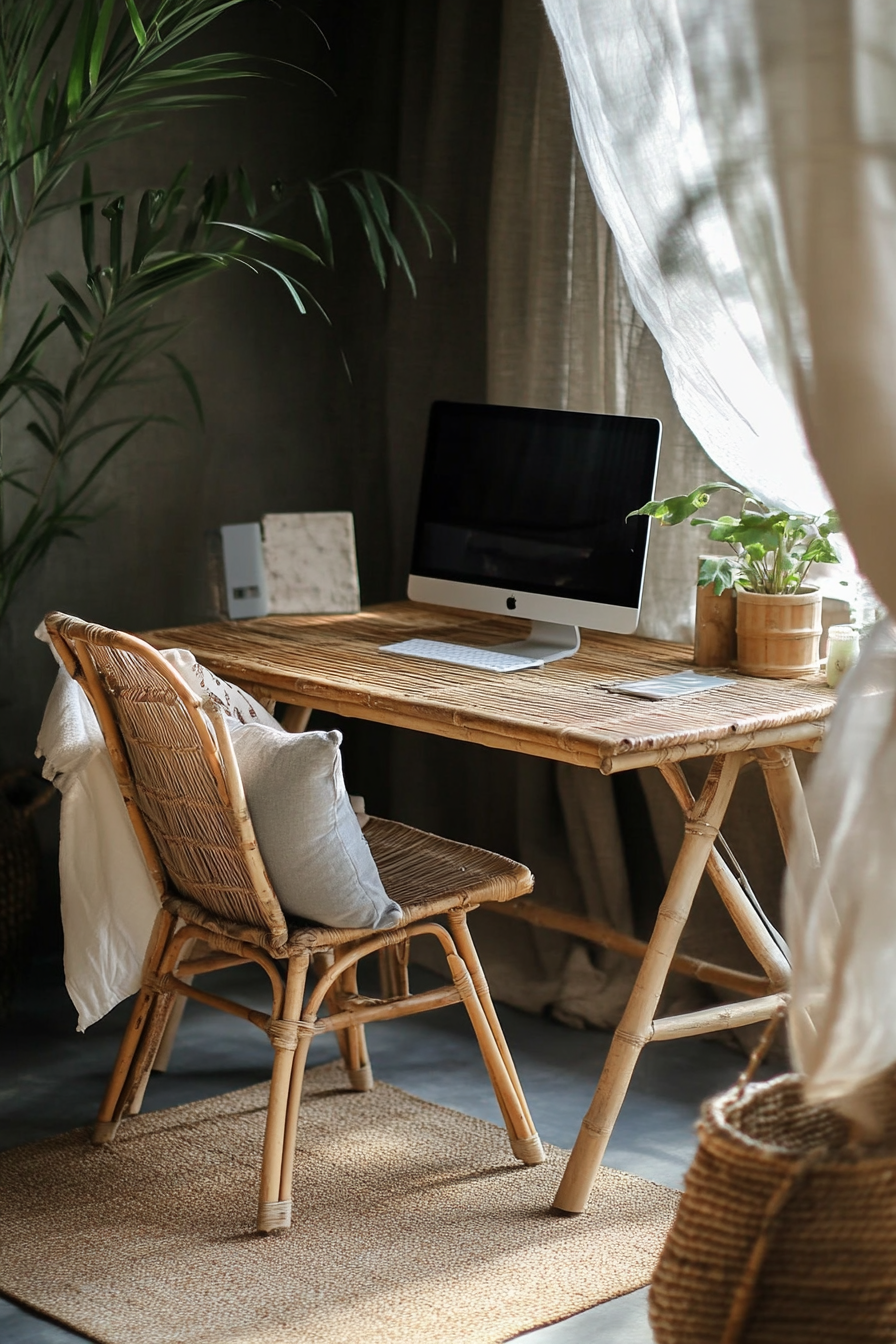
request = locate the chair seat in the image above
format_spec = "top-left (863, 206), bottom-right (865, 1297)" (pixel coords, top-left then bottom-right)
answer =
top-left (163, 816), bottom-right (533, 957)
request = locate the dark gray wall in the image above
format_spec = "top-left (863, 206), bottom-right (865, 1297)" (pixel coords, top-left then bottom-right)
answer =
top-left (0, 2), bottom-right (415, 773)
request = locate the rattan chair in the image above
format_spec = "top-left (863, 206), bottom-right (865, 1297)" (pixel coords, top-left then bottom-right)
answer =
top-left (45, 612), bottom-right (544, 1233)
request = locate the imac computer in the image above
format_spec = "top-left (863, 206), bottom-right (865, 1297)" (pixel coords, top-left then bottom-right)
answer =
top-left (381, 400), bottom-right (662, 673)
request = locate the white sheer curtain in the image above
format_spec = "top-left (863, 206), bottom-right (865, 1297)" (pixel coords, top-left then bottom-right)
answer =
top-left (540, 0), bottom-right (829, 515)
top-left (542, 0), bottom-right (896, 1120)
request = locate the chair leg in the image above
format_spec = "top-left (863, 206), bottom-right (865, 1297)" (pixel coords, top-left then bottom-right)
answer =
top-left (148, 994), bottom-right (188, 1075)
top-left (440, 926), bottom-right (544, 1166)
top-left (275, 1032), bottom-right (313, 1209)
top-left (340, 961), bottom-right (373, 1092)
top-left (93, 909), bottom-right (176, 1143)
top-left (446, 910), bottom-right (543, 1163)
top-left (378, 942), bottom-right (410, 998)
top-left (124, 934), bottom-right (204, 1117)
top-left (312, 950), bottom-right (373, 1091)
top-left (257, 954), bottom-right (310, 1234)
top-left (149, 937), bottom-right (202, 1079)
top-left (125, 993), bottom-right (179, 1116)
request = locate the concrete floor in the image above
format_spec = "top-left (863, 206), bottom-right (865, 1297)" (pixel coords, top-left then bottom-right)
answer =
top-left (0, 950), bottom-right (751, 1343)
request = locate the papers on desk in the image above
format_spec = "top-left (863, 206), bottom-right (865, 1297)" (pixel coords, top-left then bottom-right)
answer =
top-left (608, 670), bottom-right (737, 700)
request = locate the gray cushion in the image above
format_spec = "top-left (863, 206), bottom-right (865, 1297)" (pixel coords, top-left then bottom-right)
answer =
top-left (228, 722), bottom-right (401, 930)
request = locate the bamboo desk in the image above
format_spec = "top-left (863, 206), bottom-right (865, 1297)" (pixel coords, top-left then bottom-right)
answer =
top-left (144, 600), bottom-right (835, 1214)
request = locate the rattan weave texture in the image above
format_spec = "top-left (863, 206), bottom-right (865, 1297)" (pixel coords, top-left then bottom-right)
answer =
top-left (650, 1074), bottom-right (896, 1343)
top-left (143, 602), bottom-right (835, 771)
top-left (0, 1061), bottom-right (679, 1344)
top-left (164, 816), bottom-right (532, 955)
top-left (43, 612), bottom-right (543, 1234)
top-left (49, 615), bottom-right (288, 942)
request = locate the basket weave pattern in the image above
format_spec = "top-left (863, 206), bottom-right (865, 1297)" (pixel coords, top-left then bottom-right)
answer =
top-left (75, 632), bottom-right (289, 941)
top-left (650, 1074), bottom-right (896, 1343)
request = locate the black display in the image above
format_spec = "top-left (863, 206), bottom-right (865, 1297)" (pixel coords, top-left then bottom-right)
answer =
top-left (411, 401), bottom-right (661, 609)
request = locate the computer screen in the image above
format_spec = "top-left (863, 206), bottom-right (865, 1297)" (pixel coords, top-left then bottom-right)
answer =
top-left (408, 401), bottom-right (661, 630)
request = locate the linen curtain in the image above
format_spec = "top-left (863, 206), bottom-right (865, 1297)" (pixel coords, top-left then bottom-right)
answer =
top-left (380, 0), bottom-right (790, 1028)
top-left (539, 0), bottom-right (830, 517)
top-left (542, 0), bottom-right (896, 1108)
top-left (480, 0), bottom-right (792, 1029)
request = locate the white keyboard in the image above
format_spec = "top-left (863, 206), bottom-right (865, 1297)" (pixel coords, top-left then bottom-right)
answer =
top-left (379, 638), bottom-right (544, 673)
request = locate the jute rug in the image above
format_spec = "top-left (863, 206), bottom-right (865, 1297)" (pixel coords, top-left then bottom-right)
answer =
top-left (0, 1061), bottom-right (678, 1344)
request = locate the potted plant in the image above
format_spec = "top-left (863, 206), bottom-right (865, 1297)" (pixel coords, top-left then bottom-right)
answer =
top-left (0, 0), bottom-right (445, 1015)
top-left (628, 483), bottom-right (841, 676)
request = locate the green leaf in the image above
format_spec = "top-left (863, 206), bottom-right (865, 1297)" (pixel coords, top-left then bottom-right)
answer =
top-left (801, 535), bottom-right (841, 566)
top-left (47, 271), bottom-right (94, 329)
top-left (65, 419), bottom-right (152, 508)
top-left (89, 0), bottom-right (116, 89)
top-left (26, 420), bottom-right (57, 453)
top-left (131, 188), bottom-right (164, 271)
top-left (5, 306), bottom-right (65, 374)
top-left (308, 181), bottom-right (333, 266)
top-left (627, 483), bottom-right (734, 527)
top-left (370, 171), bottom-right (456, 261)
top-left (102, 195), bottom-right (125, 285)
top-left (125, 0), bottom-right (147, 47)
top-left (209, 220), bottom-right (324, 265)
top-left (80, 164), bottom-right (95, 273)
top-left (360, 170), bottom-right (415, 293)
top-left (343, 181), bottom-right (386, 285)
top-left (236, 165), bottom-right (257, 219)
top-left (65, 0), bottom-right (97, 115)
top-left (229, 255), bottom-right (307, 313)
top-left (164, 352), bottom-right (204, 426)
top-left (0, 472), bottom-right (37, 497)
top-left (697, 556), bottom-right (736, 596)
top-left (57, 304), bottom-right (88, 351)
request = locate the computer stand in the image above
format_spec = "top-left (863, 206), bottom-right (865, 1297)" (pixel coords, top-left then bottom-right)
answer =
top-left (491, 621), bottom-right (581, 664)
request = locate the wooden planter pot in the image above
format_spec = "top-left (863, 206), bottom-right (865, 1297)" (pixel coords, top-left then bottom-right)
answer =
top-left (735, 588), bottom-right (822, 678)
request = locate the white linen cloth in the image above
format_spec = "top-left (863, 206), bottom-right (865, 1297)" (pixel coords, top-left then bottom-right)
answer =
top-left (34, 627), bottom-right (281, 1031)
top-left (543, 0), bottom-right (896, 1119)
top-left (35, 633), bottom-right (161, 1031)
top-left (540, 0), bottom-right (830, 516)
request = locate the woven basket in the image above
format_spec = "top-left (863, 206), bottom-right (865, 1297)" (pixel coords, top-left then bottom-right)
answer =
top-left (650, 1070), bottom-right (896, 1343)
top-left (0, 770), bottom-right (53, 1020)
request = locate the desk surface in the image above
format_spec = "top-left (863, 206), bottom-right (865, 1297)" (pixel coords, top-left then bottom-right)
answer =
top-left (143, 601), bottom-right (836, 773)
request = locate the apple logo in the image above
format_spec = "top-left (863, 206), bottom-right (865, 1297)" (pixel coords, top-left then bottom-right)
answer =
top-left (506, 595), bottom-right (517, 610)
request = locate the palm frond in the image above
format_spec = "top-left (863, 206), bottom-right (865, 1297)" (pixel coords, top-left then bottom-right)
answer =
top-left (0, 3), bottom-right (448, 628)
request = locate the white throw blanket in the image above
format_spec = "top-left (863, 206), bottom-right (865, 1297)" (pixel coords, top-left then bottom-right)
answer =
top-left (34, 627), bottom-right (280, 1031)
top-left (35, 643), bottom-right (161, 1031)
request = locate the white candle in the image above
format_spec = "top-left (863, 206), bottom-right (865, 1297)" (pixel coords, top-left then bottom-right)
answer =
top-left (826, 624), bottom-right (860, 688)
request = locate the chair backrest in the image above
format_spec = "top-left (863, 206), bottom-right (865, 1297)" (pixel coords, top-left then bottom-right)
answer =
top-left (45, 612), bottom-right (288, 947)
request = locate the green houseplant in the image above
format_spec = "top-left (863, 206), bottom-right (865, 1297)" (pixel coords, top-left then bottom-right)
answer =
top-left (0, 0), bottom-right (446, 629)
top-left (0, 0), bottom-right (445, 1019)
top-left (629, 483), bottom-right (842, 676)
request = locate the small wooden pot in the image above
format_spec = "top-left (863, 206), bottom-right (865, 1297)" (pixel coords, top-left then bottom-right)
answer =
top-left (694, 577), bottom-right (737, 668)
top-left (735, 587), bottom-right (822, 678)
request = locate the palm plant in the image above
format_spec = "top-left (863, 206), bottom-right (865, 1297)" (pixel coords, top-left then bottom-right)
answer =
top-left (0, 0), bottom-right (444, 625)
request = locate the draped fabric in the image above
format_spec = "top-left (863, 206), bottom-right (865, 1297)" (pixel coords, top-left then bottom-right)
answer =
top-left (483, 0), bottom-right (792, 1030)
top-left (539, 0), bottom-right (830, 516)
top-left (380, 0), bottom-right (790, 1031)
top-left (543, 0), bottom-right (896, 1111)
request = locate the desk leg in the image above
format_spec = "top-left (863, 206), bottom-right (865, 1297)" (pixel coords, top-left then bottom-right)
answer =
top-left (552, 752), bottom-right (743, 1214)
top-left (758, 745), bottom-right (819, 869)
top-left (280, 704), bottom-right (312, 734)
